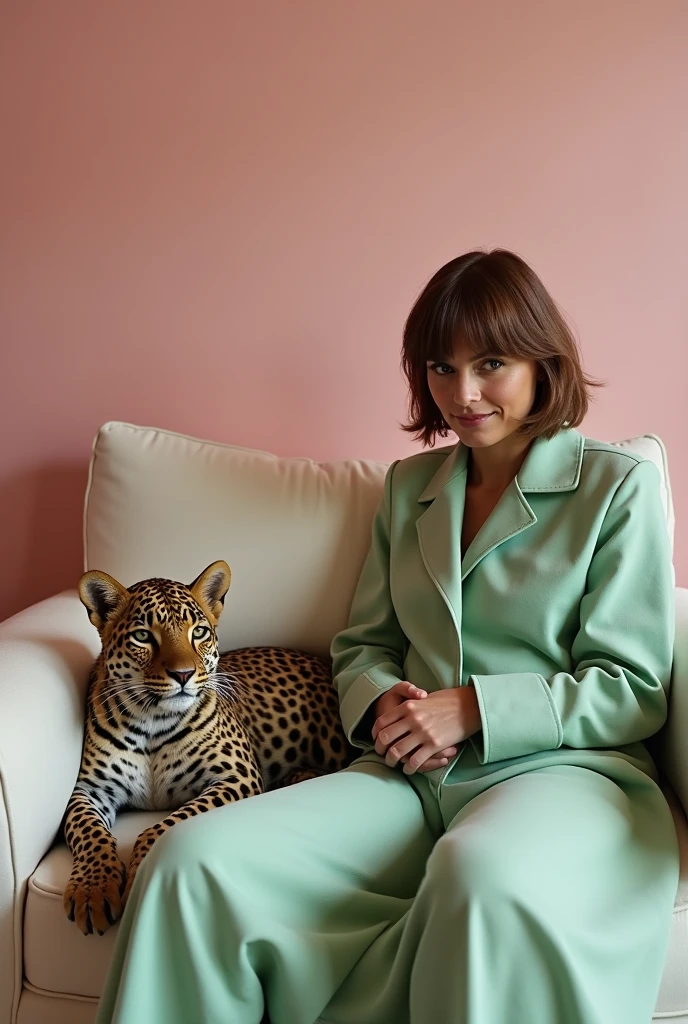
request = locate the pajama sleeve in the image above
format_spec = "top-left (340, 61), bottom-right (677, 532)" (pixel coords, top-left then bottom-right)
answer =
top-left (331, 462), bottom-right (406, 750)
top-left (470, 459), bottom-right (675, 764)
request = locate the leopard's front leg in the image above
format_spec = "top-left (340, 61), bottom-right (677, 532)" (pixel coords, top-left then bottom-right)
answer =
top-left (63, 788), bottom-right (126, 935)
top-left (122, 776), bottom-right (264, 903)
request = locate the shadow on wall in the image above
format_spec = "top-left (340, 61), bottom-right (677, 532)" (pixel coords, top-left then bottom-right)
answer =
top-left (0, 463), bottom-right (88, 623)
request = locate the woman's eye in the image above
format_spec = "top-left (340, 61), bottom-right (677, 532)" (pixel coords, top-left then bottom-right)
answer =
top-left (482, 359), bottom-right (504, 371)
top-left (428, 362), bottom-right (453, 375)
top-left (131, 629), bottom-right (153, 644)
top-left (192, 626), bottom-right (210, 641)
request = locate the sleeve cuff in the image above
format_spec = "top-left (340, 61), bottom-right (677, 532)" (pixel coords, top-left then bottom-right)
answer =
top-left (470, 672), bottom-right (562, 764)
top-left (339, 667), bottom-right (401, 750)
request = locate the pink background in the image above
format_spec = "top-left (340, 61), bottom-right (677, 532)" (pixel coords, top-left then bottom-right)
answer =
top-left (1, 0), bottom-right (687, 622)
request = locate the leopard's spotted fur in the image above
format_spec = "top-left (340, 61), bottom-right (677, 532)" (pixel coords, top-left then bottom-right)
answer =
top-left (63, 560), bottom-right (351, 935)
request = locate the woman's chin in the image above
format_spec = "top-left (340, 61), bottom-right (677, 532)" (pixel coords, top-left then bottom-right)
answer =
top-left (452, 425), bottom-right (501, 448)
top-left (453, 424), bottom-right (521, 451)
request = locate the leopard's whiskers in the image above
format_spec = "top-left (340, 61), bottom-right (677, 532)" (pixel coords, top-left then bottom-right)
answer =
top-left (91, 683), bottom-right (149, 711)
top-left (205, 671), bottom-right (239, 701)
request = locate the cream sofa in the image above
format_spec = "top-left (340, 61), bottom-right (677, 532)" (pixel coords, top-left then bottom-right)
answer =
top-left (1, 421), bottom-right (687, 1024)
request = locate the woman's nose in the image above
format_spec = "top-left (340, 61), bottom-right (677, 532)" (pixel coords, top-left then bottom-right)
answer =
top-left (453, 372), bottom-right (481, 407)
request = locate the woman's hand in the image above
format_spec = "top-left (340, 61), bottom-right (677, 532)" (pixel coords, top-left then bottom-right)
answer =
top-left (372, 687), bottom-right (481, 775)
top-left (371, 682), bottom-right (457, 773)
top-left (373, 680), bottom-right (428, 717)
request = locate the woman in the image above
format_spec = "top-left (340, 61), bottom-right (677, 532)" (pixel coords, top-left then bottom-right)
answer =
top-left (97, 250), bottom-right (678, 1024)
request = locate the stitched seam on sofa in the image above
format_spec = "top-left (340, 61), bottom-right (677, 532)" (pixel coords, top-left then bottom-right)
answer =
top-left (28, 876), bottom-right (63, 897)
top-left (0, 762), bottom-right (21, 1024)
top-left (23, 980), bottom-right (99, 1003)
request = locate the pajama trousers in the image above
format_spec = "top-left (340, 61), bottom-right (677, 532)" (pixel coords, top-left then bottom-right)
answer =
top-left (96, 751), bottom-right (678, 1024)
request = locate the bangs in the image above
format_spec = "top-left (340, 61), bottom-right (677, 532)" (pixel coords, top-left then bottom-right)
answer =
top-left (427, 276), bottom-right (530, 362)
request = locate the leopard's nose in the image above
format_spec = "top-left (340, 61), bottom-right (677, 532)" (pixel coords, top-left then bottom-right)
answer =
top-left (166, 668), bottom-right (195, 686)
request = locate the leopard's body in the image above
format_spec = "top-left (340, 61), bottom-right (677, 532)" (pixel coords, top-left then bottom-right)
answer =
top-left (63, 560), bottom-right (351, 935)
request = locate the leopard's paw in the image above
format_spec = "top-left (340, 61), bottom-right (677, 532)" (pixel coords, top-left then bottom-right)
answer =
top-left (63, 862), bottom-right (126, 935)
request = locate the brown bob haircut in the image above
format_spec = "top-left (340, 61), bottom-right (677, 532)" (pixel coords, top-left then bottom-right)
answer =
top-left (401, 249), bottom-right (600, 445)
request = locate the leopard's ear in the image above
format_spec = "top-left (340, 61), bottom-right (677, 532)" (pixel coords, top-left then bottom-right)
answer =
top-left (78, 570), bottom-right (130, 634)
top-left (189, 560), bottom-right (232, 625)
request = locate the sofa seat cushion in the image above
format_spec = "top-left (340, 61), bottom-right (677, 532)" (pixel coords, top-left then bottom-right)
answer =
top-left (24, 812), bottom-right (162, 999)
top-left (22, 785), bottom-right (688, 1015)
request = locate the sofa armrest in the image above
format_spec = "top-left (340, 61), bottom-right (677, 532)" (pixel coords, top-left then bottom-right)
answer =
top-left (0, 591), bottom-right (98, 1024)
top-left (658, 587), bottom-right (688, 813)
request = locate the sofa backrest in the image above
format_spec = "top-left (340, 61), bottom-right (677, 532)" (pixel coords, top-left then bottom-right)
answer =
top-left (84, 422), bottom-right (674, 658)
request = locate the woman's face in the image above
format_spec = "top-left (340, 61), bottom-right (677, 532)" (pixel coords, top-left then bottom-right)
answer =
top-left (426, 337), bottom-right (539, 450)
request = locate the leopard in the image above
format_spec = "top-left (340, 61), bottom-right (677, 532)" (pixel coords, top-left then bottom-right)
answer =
top-left (63, 559), bottom-right (352, 935)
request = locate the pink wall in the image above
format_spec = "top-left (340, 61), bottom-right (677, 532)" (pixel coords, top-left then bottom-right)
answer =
top-left (1, 0), bottom-right (687, 622)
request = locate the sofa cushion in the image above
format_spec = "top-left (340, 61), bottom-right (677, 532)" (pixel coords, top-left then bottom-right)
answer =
top-left (23, 812), bottom-right (161, 999)
top-left (84, 422), bottom-right (389, 658)
top-left (83, 424), bottom-right (674, 660)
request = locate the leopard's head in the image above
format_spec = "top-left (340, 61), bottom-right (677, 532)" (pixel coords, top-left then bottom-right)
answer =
top-left (78, 560), bottom-right (231, 713)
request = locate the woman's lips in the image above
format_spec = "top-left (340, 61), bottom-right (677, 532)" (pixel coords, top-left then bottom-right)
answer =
top-left (453, 412), bottom-right (495, 427)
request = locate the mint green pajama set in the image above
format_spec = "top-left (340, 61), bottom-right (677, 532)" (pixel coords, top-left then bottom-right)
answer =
top-left (97, 429), bottom-right (679, 1024)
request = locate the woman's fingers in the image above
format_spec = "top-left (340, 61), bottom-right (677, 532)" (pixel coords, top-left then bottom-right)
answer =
top-left (372, 683), bottom-right (430, 752)
top-left (372, 697), bottom-right (421, 740)
top-left (401, 745), bottom-right (458, 769)
top-left (383, 727), bottom-right (460, 769)
top-left (384, 731), bottom-right (425, 767)
top-left (402, 744), bottom-right (442, 775)
top-left (413, 756), bottom-right (449, 772)
top-left (372, 705), bottom-right (404, 741)
top-left (381, 682), bottom-right (427, 709)
top-left (372, 682), bottom-right (426, 733)
top-left (401, 682), bottom-right (427, 699)
top-left (400, 744), bottom-right (460, 774)
top-left (374, 718), bottom-right (413, 756)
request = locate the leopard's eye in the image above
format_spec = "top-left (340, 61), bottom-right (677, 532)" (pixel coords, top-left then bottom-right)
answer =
top-left (192, 625), bottom-right (211, 641)
top-left (130, 629), bottom-right (153, 645)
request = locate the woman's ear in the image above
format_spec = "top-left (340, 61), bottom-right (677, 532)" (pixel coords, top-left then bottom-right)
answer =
top-left (189, 560), bottom-right (232, 625)
top-left (79, 570), bottom-right (130, 634)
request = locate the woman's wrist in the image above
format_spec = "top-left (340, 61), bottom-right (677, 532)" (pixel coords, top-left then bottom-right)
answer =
top-left (459, 684), bottom-right (482, 739)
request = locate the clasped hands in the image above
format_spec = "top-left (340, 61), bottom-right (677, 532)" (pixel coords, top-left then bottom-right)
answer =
top-left (371, 681), bottom-right (481, 775)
